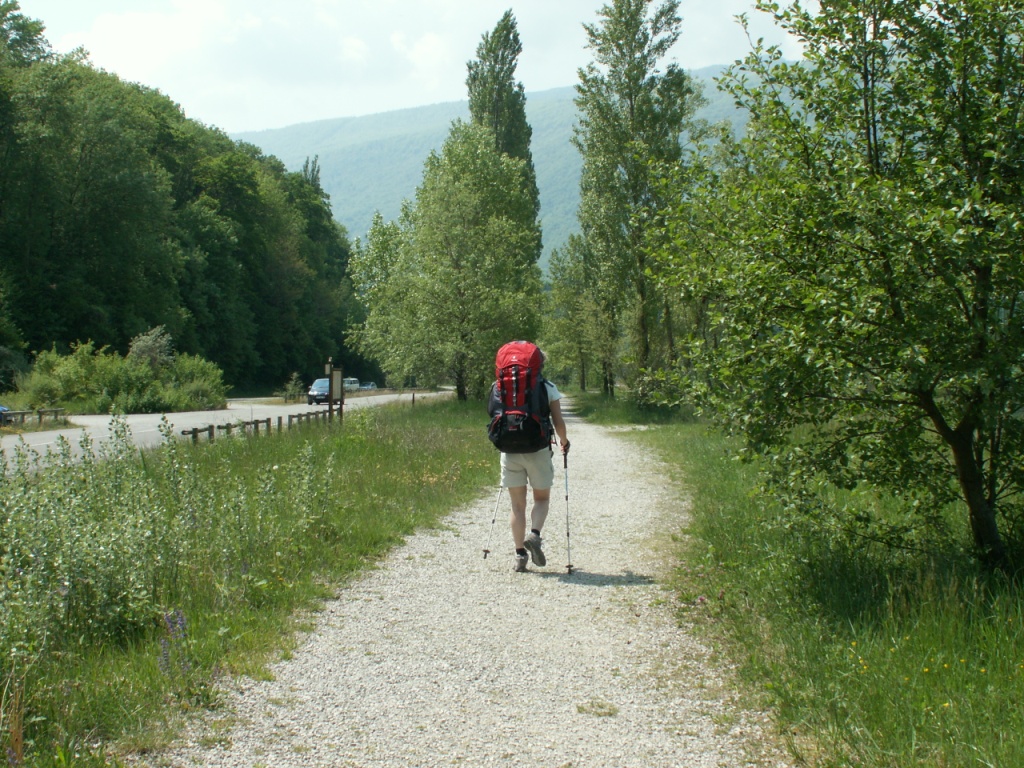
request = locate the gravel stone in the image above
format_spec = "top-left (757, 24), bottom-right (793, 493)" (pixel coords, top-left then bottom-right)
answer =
top-left (135, 410), bottom-right (793, 767)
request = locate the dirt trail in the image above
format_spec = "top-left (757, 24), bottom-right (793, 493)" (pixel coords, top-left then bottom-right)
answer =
top-left (139, 409), bottom-right (791, 767)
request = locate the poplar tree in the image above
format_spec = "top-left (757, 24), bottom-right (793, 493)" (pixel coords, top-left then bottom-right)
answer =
top-left (572, 0), bottom-right (701, 376)
top-left (466, 9), bottom-right (541, 263)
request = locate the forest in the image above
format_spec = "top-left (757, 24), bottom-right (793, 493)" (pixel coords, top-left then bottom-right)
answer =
top-left (0, 2), bottom-right (366, 393)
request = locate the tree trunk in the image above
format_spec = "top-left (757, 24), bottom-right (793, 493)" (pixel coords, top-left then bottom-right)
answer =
top-left (948, 427), bottom-right (1006, 565)
top-left (603, 362), bottom-right (615, 398)
top-left (918, 391), bottom-right (1006, 565)
top-left (636, 277), bottom-right (650, 370)
top-left (454, 360), bottom-right (468, 401)
top-left (664, 297), bottom-right (676, 364)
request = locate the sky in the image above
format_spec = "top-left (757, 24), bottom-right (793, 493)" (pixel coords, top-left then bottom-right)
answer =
top-left (15, 0), bottom-right (805, 134)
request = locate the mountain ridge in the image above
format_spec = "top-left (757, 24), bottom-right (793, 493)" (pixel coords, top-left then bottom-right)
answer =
top-left (233, 65), bottom-right (744, 261)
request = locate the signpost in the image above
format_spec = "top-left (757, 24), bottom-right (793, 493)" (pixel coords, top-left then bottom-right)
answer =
top-left (326, 358), bottom-right (344, 422)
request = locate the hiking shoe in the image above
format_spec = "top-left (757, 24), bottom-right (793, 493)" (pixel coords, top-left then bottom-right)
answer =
top-left (524, 531), bottom-right (546, 567)
top-left (512, 552), bottom-right (529, 572)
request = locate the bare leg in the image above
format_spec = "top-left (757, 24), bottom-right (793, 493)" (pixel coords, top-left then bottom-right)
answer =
top-left (508, 485), bottom-right (528, 549)
top-left (531, 488), bottom-right (551, 533)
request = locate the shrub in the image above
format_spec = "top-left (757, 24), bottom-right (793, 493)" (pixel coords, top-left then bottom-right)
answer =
top-left (127, 325), bottom-right (174, 373)
top-left (12, 334), bottom-right (227, 414)
top-left (275, 372), bottom-right (306, 402)
top-left (161, 354), bottom-right (228, 411)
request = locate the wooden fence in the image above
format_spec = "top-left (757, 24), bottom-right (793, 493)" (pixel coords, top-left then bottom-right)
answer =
top-left (179, 408), bottom-right (336, 443)
top-left (0, 408), bottom-right (66, 427)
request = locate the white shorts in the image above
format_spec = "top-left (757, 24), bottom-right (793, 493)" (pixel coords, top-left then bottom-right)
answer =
top-left (500, 447), bottom-right (555, 490)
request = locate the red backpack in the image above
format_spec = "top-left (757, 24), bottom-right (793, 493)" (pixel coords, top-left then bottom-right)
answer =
top-left (487, 341), bottom-right (552, 453)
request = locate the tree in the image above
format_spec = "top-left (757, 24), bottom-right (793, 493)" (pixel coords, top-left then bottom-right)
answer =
top-left (1, 59), bottom-right (181, 350)
top-left (653, 0), bottom-right (1024, 565)
top-left (0, 1), bottom-right (47, 67)
top-left (546, 234), bottom-right (624, 394)
top-left (573, 0), bottom-right (702, 377)
top-left (466, 9), bottom-right (540, 262)
top-left (351, 122), bottom-right (542, 399)
top-left (0, 39), bottom-right (361, 391)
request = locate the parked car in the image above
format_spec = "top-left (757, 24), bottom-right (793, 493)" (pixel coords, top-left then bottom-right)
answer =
top-left (307, 378), bottom-right (330, 405)
top-left (359, 382), bottom-right (378, 390)
top-left (343, 377), bottom-right (360, 391)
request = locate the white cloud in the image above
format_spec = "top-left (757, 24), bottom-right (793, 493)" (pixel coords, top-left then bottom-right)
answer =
top-left (339, 37), bottom-right (370, 64)
top-left (391, 31), bottom-right (455, 93)
top-left (18, 0), bottom-right (807, 132)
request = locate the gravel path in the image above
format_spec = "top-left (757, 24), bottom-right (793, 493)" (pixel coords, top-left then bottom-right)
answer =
top-left (139, 408), bottom-right (791, 767)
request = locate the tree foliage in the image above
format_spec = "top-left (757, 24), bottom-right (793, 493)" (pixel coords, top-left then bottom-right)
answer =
top-left (350, 122), bottom-right (542, 399)
top-left (651, 0), bottom-right (1024, 565)
top-left (466, 8), bottom-right (540, 251)
top-left (567, 0), bottom-right (704, 385)
top-left (0, 1), bottom-right (46, 67)
top-left (0, 3), bottom-right (363, 392)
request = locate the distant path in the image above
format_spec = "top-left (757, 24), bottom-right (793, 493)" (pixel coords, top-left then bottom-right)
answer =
top-left (0, 391), bottom-right (439, 461)
top-left (134, 405), bottom-right (792, 767)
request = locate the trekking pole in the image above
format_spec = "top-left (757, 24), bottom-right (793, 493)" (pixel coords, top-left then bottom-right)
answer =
top-left (482, 486), bottom-right (503, 559)
top-left (564, 450), bottom-right (574, 574)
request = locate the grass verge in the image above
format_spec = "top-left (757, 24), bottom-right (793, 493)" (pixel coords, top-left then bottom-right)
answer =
top-left (575, 392), bottom-right (1024, 768)
top-left (0, 398), bottom-right (496, 766)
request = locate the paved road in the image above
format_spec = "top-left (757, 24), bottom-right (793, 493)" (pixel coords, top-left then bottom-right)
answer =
top-left (0, 391), bottom-right (437, 461)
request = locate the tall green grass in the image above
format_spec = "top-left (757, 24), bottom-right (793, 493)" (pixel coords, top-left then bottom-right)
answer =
top-left (577, 394), bottom-right (1024, 768)
top-left (569, 388), bottom-right (692, 425)
top-left (0, 399), bottom-right (496, 766)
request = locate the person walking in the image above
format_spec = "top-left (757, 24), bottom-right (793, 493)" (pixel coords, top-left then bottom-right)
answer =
top-left (487, 341), bottom-right (570, 572)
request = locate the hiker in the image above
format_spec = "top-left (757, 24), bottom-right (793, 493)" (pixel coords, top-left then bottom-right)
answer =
top-left (487, 341), bottom-right (570, 572)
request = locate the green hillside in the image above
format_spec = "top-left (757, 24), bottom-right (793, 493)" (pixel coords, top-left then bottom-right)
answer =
top-left (234, 66), bottom-right (745, 263)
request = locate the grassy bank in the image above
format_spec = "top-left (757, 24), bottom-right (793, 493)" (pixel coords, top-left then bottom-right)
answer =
top-left (575, 393), bottom-right (1023, 768)
top-left (0, 399), bottom-right (496, 766)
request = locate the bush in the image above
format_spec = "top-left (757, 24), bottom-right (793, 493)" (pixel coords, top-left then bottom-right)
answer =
top-left (275, 372), bottom-right (306, 402)
top-left (127, 325), bottom-right (174, 373)
top-left (161, 354), bottom-right (228, 411)
top-left (12, 334), bottom-right (227, 414)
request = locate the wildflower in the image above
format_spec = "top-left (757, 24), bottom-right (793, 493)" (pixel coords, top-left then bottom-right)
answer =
top-left (159, 637), bottom-right (171, 674)
top-left (164, 609), bottom-right (187, 641)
